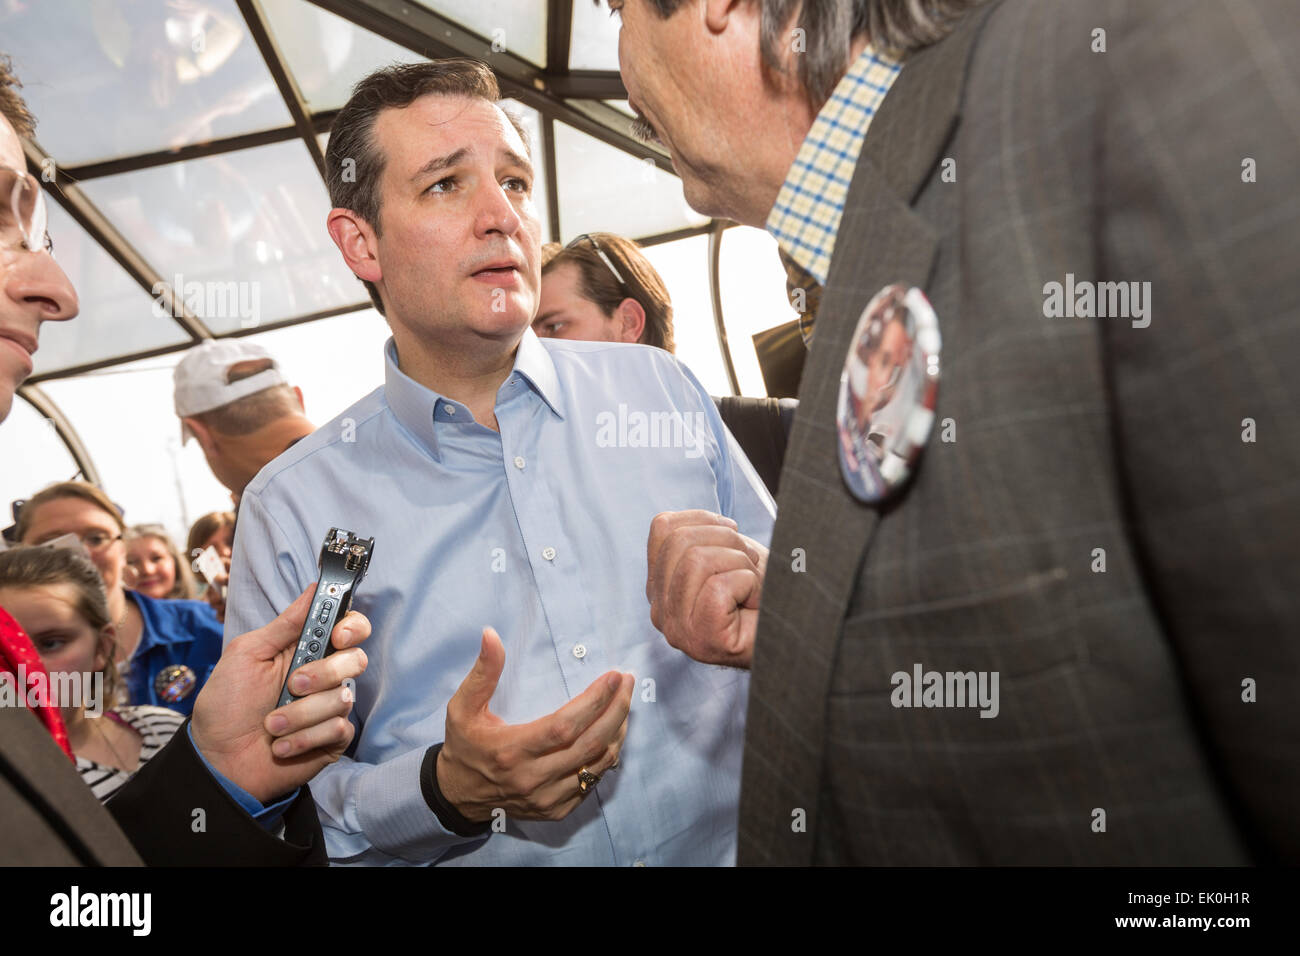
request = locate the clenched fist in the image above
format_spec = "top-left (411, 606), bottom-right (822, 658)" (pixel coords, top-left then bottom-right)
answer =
top-left (646, 510), bottom-right (767, 668)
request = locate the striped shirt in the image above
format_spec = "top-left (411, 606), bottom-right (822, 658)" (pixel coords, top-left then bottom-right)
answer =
top-left (766, 45), bottom-right (904, 289)
top-left (75, 705), bottom-right (184, 803)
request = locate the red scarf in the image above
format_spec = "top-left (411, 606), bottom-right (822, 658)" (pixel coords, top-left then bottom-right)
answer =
top-left (0, 605), bottom-right (75, 761)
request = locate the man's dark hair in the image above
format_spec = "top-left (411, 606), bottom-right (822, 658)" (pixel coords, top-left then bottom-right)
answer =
top-left (325, 58), bottom-right (529, 316)
top-left (0, 54), bottom-right (36, 138)
top-left (636, 0), bottom-right (981, 112)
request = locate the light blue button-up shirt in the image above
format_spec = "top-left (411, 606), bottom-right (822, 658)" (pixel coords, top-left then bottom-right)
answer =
top-left (224, 330), bottom-right (775, 865)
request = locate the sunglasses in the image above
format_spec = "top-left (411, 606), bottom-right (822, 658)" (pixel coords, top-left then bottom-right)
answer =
top-left (566, 233), bottom-right (627, 289)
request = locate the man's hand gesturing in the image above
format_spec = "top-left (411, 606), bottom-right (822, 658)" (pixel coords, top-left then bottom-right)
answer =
top-left (437, 627), bottom-right (633, 823)
top-left (646, 510), bottom-right (766, 669)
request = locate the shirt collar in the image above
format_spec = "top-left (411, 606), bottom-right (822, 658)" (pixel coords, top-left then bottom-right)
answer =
top-left (765, 44), bottom-right (903, 286)
top-left (511, 326), bottom-right (565, 421)
top-left (383, 329), bottom-right (565, 460)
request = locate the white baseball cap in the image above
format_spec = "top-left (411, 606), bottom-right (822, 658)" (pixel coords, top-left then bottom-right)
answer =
top-left (174, 339), bottom-right (287, 443)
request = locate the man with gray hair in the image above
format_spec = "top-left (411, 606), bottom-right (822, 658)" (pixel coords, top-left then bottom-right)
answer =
top-left (627, 0), bottom-right (1300, 864)
top-left (174, 339), bottom-right (316, 503)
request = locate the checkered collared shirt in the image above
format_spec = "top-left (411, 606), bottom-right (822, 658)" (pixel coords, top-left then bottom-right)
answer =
top-left (766, 45), bottom-right (903, 341)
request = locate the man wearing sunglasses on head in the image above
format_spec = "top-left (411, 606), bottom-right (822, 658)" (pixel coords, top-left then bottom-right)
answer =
top-left (535, 233), bottom-right (675, 350)
top-left (0, 56), bottom-right (371, 866)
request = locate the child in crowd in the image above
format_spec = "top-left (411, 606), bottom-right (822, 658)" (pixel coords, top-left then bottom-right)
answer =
top-left (0, 545), bottom-right (183, 802)
top-left (125, 524), bottom-right (196, 600)
top-left (187, 510), bottom-right (235, 622)
top-left (14, 482), bottom-right (223, 715)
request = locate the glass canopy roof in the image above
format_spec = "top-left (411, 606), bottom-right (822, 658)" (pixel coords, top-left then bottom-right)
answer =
top-left (5, 0), bottom-right (758, 381)
top-left (0, 0), bottom-right (798, 541)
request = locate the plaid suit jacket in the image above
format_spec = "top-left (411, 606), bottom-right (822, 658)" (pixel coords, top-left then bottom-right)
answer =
top-left (739, 0), bottom-right (1300, 865)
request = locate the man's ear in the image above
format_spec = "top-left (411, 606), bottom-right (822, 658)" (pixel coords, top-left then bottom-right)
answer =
top-left (292, 385), bottom-right (306, 412)
top-left (184, 416), bottom-right (218, 457)
top-left (704, 0), bottom-right (744, 33)
top-left (615, 297), bottom-right (647, 344)
top-left (327, 208), bottom-right (383, 285)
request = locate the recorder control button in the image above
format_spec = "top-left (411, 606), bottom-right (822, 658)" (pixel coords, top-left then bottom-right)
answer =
top-left (314, 627), bottom-right (324, 638)
top-left (308, 641), bottom-right (321, 654)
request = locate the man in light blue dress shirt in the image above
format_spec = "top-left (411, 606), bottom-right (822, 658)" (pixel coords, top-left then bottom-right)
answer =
top-left (223, 59), bottom-right (775, 865)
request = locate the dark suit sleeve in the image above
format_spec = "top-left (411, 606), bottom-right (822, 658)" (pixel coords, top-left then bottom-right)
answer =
top-left (1099, 0), bottom-right (1300, 862)
top-left (107, 724), bottom-right (328, 866)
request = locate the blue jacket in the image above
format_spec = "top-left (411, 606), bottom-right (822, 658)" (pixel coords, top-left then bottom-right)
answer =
top-left (123, 591), bottom-right (223, 717)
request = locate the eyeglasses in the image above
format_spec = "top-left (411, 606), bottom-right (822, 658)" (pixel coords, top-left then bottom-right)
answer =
top-left (566, 233), bottom-right (627, 288)
top-left (33, 529), bottom-right (123, 553)
top-left (6, 496), bottom-right (128, 550)
top-left (1, 165), bottom-right (53, 256)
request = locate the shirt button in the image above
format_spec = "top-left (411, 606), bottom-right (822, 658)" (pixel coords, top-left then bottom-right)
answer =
top-left (541, 546), bottom-right (556, 561)
top-left (513, 456), bottom-right (526, 470)
top-left (445, 405), bottom-right (455, 416)
top-left (572, 644), bottom-right (587, 659)
top-left (633, 860), bottom-right (647, 867)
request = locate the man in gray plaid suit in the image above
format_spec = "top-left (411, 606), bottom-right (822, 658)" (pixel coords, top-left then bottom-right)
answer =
top-left (618, 0), bottom-right (1300, 863)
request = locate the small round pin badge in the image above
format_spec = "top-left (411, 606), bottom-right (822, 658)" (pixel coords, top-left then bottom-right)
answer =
top-left (153, 663), bottom-right (198, 702)
top-left (836, 284), bottom-right (941, 503)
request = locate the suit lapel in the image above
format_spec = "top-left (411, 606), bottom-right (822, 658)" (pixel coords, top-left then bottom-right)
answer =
top-left (738, 1), bottom-right (1003, 865)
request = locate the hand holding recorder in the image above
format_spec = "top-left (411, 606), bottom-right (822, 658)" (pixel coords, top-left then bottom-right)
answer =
top-left (190, 531), bottom-right (372, 805)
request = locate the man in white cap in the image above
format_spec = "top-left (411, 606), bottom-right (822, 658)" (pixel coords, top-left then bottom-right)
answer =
top-left (0, 51), bottom-right (369, 866)
top-left (174, 339), bottom-right (315, 502)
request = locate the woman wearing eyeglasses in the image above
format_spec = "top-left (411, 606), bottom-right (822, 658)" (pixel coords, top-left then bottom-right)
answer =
top-left (13, 481), bottom-right (223, 716)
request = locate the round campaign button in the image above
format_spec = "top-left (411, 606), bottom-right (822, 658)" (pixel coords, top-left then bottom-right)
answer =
top-left (836, 284), bottom-right (941, 504)
top-left (153, 663), bottom-right (198, 702)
